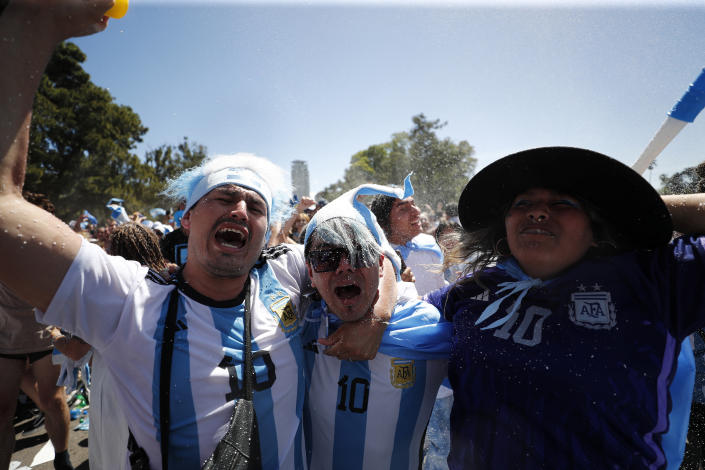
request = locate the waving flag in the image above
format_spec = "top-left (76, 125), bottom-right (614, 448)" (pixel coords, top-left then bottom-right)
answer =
top-left (632, 67), bottom-right (705, 175)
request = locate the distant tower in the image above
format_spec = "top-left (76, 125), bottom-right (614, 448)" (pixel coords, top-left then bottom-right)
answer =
top-left (291, 160), bottom-right (310, 200)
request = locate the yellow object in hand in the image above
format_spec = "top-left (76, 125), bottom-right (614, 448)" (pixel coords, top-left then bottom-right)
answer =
top-left (105, 0), bottom-right (129, 19)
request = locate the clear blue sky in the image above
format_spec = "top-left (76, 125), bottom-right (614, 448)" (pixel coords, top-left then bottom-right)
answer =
top-left (73, 0), bottom-right (705, 197)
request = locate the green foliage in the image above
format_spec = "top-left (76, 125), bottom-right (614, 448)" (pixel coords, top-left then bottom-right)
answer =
top-left (26, 42), bottom-right (148, 221)
top-left (659, 162), bottom-right (705, 195)
top-left (317, 114), bottom-right (475, 209)
top-left (25, 42), bottom-right (207, 222)
top-left (140, 137), bottom-right (208, 208)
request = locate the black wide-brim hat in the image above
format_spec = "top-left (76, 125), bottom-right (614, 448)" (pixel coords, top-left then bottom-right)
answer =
top-left (458, 146), bottom-right (673, 249)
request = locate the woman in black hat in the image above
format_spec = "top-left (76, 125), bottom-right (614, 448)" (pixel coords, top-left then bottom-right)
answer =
top-left (425, 147), bottom-right (705, 469)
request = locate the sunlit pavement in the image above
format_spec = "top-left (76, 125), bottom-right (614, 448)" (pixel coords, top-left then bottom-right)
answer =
top-left (10, 412), bottom-right (89, 470)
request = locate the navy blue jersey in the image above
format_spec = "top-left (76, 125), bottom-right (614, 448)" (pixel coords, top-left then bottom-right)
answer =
top-left (425, 236), bottom-right (705, 470)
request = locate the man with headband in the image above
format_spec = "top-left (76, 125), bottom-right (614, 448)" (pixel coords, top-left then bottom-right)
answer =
top-left (0, 4), bottom-right (397, 467)
top-left (299, 181), bottom-right (451, 470)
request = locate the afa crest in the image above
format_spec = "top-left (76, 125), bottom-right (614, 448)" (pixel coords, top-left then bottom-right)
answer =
top-left (569, 287), bottom-right (616, 330)
top-left (270, 296), bottom-right (298, 334)
top-left (390, 358), bottom-right (415, 389)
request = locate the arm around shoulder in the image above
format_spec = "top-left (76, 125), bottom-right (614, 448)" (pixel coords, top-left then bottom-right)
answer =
top-left (662, 193), bottom-right (705, 235)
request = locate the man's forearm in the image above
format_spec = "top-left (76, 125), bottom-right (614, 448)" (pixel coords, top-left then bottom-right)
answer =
top-left (663, 194), bottom-right (705, 235)
top-left (372, 256), bottom-right (397, 322)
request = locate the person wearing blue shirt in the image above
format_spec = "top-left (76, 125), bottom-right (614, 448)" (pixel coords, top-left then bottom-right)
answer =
top-left (426, 146), bottom-right (705, 469)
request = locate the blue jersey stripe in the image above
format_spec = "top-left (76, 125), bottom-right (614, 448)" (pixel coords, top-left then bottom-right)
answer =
top-left (289, 334), bottom-right (306, 470)
top-left (663, 338), bottom-right (695, 470)
top-left (640, 333), bottom-right (677, 469)
top-left (251, 338), bottom-right (280, 469)
top-left (390, 359), bottom-right (427, 470)
top-left (333, 361), bottom-right (371, 469)
top-left (151, 291), bottom-right (201, 469)
top-left (151, 292), bottom-right (171, 446)
top-left (168, 308), bottom-right (200, 469)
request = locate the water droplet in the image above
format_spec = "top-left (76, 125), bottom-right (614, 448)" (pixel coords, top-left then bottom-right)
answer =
top-left (52, 242), bottom-right (57, 247)
top-left (16, 224), bottom-right (21, 229)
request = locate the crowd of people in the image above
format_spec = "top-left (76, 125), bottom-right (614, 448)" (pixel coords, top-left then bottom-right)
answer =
top-left (3, 2), bottom-right (705, 470)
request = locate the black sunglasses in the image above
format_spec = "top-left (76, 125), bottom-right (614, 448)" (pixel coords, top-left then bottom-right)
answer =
top-left (308, 245), bottom-right (374, 273)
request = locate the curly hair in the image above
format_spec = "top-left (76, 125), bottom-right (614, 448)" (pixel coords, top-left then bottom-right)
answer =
top-left (22, 191), bottom-right (55, 215)
top-left (109, 222), bottom-right (168, 272)
top-left (369, 194), bottom-right (396, 232)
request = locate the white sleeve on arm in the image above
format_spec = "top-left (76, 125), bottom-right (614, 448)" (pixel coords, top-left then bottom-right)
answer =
top-left (36, 239), bottom-right (148, 350)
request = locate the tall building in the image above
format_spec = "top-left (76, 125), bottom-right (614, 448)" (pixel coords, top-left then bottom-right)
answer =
top-left (291, 160), bottom-right (310, 200)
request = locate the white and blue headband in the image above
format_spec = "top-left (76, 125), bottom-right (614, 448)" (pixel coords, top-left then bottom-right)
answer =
top-left (184, 167), bottom-right (273, 223)
top-left (304, 174), bottom-right (414, 279)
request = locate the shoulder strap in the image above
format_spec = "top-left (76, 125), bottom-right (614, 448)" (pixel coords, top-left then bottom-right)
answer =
top-left (243, 283), bottom-right (254, 399)
top-left (160, 288), bottom-right (181, 470)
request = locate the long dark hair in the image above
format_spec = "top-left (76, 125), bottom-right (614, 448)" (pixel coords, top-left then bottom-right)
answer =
top-left (448, 194), bottom-right (622, 283)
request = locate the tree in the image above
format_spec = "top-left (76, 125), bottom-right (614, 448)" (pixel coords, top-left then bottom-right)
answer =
top-left (317, 114), bottom-right (476, 209)
top-left (659, 162), bottom-right (705, 195)
top-left (406, 114), bottom-right (475, 209)
top-left (26, 41), bottom-right (149, 221)
top-left (139, 137), bottom-right (208, 208)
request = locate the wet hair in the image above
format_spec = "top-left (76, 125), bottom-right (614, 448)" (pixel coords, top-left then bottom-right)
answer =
top-left (304, 217), bottom-right (382, 270)
top-left (109, 222), bottom-right (168, 272)
top-left (369, 194), bottom-right (397, 231)
top-left (22, 191), bottom-right (55, 215)
top-left (450, 193), bottom-right (622, 283)
top-left (435, 221), bottom-right (463, 248)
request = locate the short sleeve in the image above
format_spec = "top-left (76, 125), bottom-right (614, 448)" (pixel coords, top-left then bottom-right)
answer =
top-left (36, 239), bottom-right (148, 350)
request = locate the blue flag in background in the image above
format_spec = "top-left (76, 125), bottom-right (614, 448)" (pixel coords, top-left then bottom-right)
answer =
top-left (82, 210), bottom-right (98, 225)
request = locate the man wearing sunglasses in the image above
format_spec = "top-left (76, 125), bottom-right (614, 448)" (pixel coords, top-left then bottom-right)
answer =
top-left (0, 4), bottom-right (397, 467)
top-left (299, 185), bottom-right (451, 470)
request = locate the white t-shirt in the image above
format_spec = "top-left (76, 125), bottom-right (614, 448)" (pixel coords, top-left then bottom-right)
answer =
top-left (88, 349), bottom-right (130, 470)
top-left (38, 241), bottom-right (309, 469)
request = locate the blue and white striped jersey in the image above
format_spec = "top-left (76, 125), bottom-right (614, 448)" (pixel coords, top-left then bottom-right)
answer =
top-left (39, 240), bottom-right (309, 469)
top-left (301, 297), bottom-right (448, 470)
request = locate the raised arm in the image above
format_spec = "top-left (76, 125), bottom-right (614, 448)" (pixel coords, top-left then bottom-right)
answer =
top-left (272, 196), bottom-right (315, 245)
top-left (663, 193), bottom-right (705, 235)
top-left (0, 1), bottom-right (112, 310)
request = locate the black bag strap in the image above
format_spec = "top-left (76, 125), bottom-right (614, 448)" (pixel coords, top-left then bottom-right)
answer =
top-left (128, 429), bottom-right (150, 470)
top-left (242, 283), bottom-right (254, 400)
top-left (160, 288), bottom-right (181, 470)
top-left (201, 281), bottom-right (261, 470)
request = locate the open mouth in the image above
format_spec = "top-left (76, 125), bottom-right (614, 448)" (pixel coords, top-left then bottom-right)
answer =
top-left (215, 226), bottom-right (247, 248)
top-left (334, 283), bottom-right (361, 300)
top-left (520, 226), bottom-right (554, 236)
